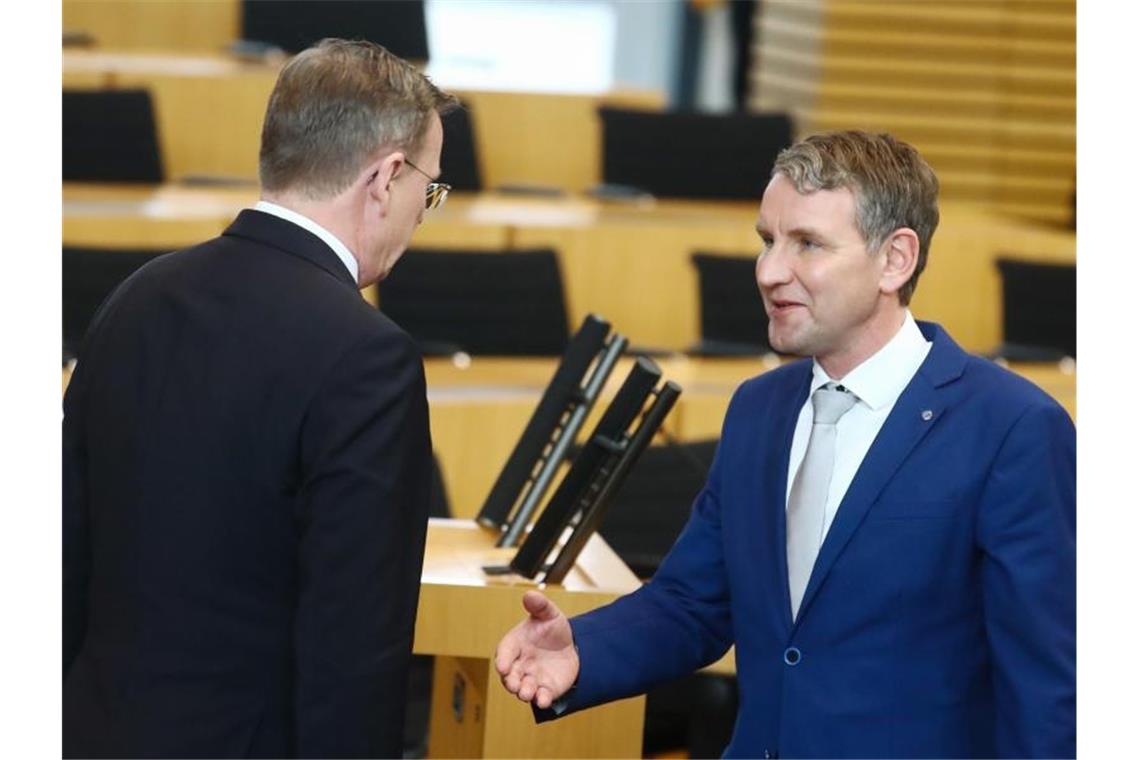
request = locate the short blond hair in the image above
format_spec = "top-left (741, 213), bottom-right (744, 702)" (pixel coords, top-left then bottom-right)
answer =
top-left (773, 131), bottom-right (940, 305)
top-left (259, 38), bottom-right (459, 199)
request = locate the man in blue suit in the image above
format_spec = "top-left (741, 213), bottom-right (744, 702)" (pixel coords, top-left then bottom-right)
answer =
top-left (495, 131), bottom-right (1075, 758)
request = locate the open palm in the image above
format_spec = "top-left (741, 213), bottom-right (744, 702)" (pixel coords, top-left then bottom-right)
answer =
top-left (494, 590), bottom-right (580, 709)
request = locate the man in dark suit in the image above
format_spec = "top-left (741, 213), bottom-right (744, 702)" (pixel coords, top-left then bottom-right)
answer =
top-left (495, 131), bottom-right (1076, 758)
top-left (63, 39), bottom-right (458, 758)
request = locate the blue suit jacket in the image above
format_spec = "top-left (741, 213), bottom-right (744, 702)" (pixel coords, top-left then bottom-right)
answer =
top-left (560, 322), bottom-right (1075, 758)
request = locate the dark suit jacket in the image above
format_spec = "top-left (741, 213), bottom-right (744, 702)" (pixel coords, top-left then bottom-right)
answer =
top-left (63, 210), bottom-right (433, 758)
top-left (554, 322), bottom-right (1076, 758)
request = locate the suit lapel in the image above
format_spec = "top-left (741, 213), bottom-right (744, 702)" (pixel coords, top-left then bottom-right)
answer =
top-left (792, 322), bottom-right (966, 627)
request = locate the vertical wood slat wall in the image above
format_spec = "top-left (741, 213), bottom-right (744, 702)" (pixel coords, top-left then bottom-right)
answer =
top-left (750, 0), bottom-right (1075, 225)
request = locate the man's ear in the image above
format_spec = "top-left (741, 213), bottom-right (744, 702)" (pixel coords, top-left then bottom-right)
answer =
top-left (879, 227), bottom-right (920, 298)
top-left (364, 150), bottom-right (404, 215)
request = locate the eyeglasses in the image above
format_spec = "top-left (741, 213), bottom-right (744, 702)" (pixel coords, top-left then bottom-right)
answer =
top-left (405, 158), bottom-right (451, 211)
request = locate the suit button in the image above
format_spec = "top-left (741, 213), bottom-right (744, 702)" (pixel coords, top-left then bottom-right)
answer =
top-left (763, 751), bottom-right (779, 759)
top-left (783, 646), bottom-right (801, 666)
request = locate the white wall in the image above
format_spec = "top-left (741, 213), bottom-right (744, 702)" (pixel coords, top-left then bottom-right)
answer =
top-left (426, 0), bottom-right (682, 97)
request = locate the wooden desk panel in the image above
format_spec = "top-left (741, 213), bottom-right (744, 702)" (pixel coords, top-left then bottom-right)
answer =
top-left (417, 519), bottom-right (639, 650)
top-left (460, 88), bottom-right (664, 193)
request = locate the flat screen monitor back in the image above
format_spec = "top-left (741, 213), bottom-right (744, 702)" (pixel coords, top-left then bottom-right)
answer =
top-left (475, 315), bottom-right (611, 529)
top-left (509, 357), bottom-right (662, 579)
top-left (242, 1), bottom-right (429, 60)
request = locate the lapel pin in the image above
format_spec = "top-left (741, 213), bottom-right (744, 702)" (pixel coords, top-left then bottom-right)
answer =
top-left (921, 410), bottom-right (934, 421)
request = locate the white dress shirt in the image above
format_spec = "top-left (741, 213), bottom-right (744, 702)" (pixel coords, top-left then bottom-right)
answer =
top-left (784, 311), bottom-right (932, 546)
top-left (253, 200), bottom-right (359, 285)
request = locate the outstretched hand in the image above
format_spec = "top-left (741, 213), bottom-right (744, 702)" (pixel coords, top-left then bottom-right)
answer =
top-left (494, 590), bottom-right (580, 709)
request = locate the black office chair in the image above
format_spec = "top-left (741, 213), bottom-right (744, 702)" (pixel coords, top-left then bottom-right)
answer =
top-left (689, 252), bottom-right (773, 356)
top-left (63, 246), bottom-right (168, 359)
top-left (598, 438), bottom-right (738, 759)
top-left (63, 89), bottom-right (164, 183)
top-left (240, 0), bottom-right (428, 60)
top-left (598, 107), bottom-right (793, 200)
top-left (992, 258), bottom-right (1076, 362)
top-left (440, 103), bottom-right (482, 192)
top-left (599, 439), bottom-right (716, 578)
top-left (377, 249), bottom-right (571, 356)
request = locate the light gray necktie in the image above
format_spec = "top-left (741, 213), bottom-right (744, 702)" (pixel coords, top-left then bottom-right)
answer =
top-left (787, 383), bottom-right (858, 621)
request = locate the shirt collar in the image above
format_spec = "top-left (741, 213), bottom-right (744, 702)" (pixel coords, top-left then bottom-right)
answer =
top-left (810, 310), bottom-right (933, 410)
top-left (253, 200), bottom-right (359, 285)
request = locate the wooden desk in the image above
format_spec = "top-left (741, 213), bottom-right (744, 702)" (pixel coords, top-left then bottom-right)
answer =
top-left (64, 1), bottom-right (239, 52)
top-left (63, 183), bottom-right (255, 248)
top-left (63, 184), bottom-right (1075, 353)
top-left (415, 518), bottom-right (644, 758)
top-left (63, 50), bottom-right (663, 192)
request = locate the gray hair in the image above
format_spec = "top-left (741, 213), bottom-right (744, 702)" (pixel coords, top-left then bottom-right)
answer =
top-left (259, 38), bottom-right (459, 199)
top-left (773, 131), bottom-right (940, 305)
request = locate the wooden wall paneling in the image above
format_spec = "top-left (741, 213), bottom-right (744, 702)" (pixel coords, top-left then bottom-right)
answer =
top-left (750, 0), bottom-right (1075, 224)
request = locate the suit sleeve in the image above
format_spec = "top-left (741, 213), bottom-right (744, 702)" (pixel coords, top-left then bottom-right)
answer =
top-left (293, 329), bottom-right (432, 759)
top-left (977, 401), bottom-right (1076, 758)
top-left (549, 430), bottom-right (735, 717)
top-left (62, 364), bottom-right (91, 678)
top-left (62, 270), bottom-right (132, 679)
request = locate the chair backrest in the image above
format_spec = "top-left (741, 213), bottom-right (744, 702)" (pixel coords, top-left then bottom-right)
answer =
top-left (63, 246), bottom-right (168, 355)
top-left (598, 439), bottom-right (718, 579)
top-left (377, 248), bottom-right (570, 356)
top-left (995, 257), bottom-right (1076, 359)
top-left (599, 107), bottom-right (793, 200)
top-left (440, 103), bottom-right (482, 192)
top-left (428, 452), bottom-right (451, 519)
top-left (63, 89), bottom-right (164, 183)
top-left (241, 0), bottom-right (428, 60)
top-left (690, 252), bottom-right (770, 355)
